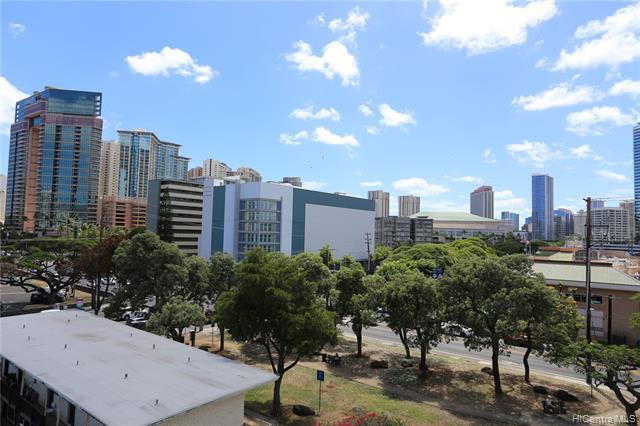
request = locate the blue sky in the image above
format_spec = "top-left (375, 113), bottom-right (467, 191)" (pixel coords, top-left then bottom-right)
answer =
top-left (2, 0), bottom-right (638, 218)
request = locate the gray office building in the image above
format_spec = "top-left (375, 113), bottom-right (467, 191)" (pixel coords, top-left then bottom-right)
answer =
top-left (375, 216), bottom-right (433, 247)
top-left (470, 186), bottom-right (494, 219)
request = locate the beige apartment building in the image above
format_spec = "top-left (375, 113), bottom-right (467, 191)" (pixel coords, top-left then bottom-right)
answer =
top-left (97, 196), bottom-right (147, 229)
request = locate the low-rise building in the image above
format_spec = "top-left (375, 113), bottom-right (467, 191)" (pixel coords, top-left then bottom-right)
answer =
top-left (0, 310), bottom-right (274, 426)
top-left (147, 179), bottom-right (204, 255)
top-left (98, 196), bottom-right (147, 229)
top-left (533, 259), bottom-right (640, 346)
top-left (198, 182), bottom-right (374, 260)
top-left (411, 211), bottom-right (512, 242)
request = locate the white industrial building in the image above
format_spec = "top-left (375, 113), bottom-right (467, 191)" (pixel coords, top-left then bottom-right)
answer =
top-left (198, 181), bottom-right (375, 260)
top-left (0, 310), bottom-right (275, 426)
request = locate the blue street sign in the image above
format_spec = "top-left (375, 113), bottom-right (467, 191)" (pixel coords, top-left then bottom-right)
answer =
top-left (316, 370), bottom-right (325, 381)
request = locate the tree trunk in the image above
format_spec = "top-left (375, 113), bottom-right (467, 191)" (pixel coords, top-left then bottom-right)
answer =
top-left (272, 376), bottom-right (283, 417)
top-left (491, 335), bottom-right (503, 396)
top-left (419, 344), bottom-right (428, 375)
top-left (219, 326), bottom-right (225, 351)
top-left (399, 329), bottom-right (411, 359)
top-left (523, 332), bottom-right (532, 384)
top-left (353, 323), bottom-right (363, 357)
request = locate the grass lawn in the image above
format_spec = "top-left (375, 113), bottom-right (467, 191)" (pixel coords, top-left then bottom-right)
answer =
top-left (245, 363), bottom-right (470, 425)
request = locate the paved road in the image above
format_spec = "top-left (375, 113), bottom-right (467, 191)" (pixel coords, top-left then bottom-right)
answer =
top-left (0, 284), bottom-right (32, 304)
top-left (339, 324), bottom-right (586, 383)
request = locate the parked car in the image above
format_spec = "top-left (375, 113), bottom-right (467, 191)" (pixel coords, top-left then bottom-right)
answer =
top-left (122, 308), bottom-right (149, 322)
top-left (375, 308), bottom-right (390, 322)
top-left (442, 322), bottom-right (473, 338)
top-left (30, 290), bottom-right (65, 304)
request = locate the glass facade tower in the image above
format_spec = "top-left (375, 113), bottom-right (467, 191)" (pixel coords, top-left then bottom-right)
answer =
top-left (532, 174), bottom-right (554, 241)
top-left (6, 87), bottom-right (102, 233)
top-left (634, 122), bottom-right (640, 241)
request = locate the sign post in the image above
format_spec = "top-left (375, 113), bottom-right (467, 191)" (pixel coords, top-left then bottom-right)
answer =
top-left (316, 370), bottom-right (324, 413)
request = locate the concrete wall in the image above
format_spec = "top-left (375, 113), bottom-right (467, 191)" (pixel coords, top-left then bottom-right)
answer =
top-left (161, 393), bottom-right (244, 426)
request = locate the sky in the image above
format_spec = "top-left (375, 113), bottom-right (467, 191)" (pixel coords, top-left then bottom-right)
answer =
top-left (1, 0), bottom-right (638, 218)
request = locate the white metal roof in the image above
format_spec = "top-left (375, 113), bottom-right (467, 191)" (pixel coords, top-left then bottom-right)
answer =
top-left (0, 310), bottom-right (275, 426)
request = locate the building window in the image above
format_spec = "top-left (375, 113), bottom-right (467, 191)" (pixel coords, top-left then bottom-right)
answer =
top-left (238, 198), bottom-right (281, 258)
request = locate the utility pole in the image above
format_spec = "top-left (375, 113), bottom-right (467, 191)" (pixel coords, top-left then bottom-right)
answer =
top-left (364, 232), bottom-right (372, 273)
top-left (584, 196), bottom-right (593, 386)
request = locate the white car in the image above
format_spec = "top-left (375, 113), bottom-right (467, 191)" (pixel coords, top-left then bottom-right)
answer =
top-left (442, 322), bottom-right (473, 338)
top-left (122, 308), bottom-right (148, 322)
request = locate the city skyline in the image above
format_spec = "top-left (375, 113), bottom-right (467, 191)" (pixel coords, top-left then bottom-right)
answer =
top-left (1, 1), bottom-right (638, 219)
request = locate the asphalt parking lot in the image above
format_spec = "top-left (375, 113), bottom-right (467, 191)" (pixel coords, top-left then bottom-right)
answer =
top-left (0, 284), bottom-right (33, 304)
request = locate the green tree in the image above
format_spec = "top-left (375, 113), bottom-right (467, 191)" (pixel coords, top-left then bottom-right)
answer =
top-left (319, 244), bottom-right (336, 269)
top-left (76, 235), bottom-right (125, 314)
top-left (215, 248), bottom-right (337, 416)
top-left (440, 255), bottom-right (527, 396)
top-left (207, 252), bottom-right (237, 351)
top-left (507, 274), bottom-right (582, 383)
top-left (372, 245), bottom-right (392, 266)
top-left (108, 232), bottom-right (187, 317)
top-left (147, 296), bottom-right (206, 342)
top-left (335, 257), bottom-right (379, 357)
top-left (631, 294), bottom-right (640, 329)
top-left (294, 252), bottom-right (334, 309)
top-left (572, 342), bottom-right (640, 425)
top-left (385, 270), bottom-right (443, 373)
top-left (1, 239), bottom-right (92, 304)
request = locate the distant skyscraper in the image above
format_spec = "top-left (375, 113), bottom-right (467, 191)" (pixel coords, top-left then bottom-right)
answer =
top-left (574, 210), bottom-right (587, 237)
top-left (591, 200), bottom-right (605, 209)
top-left (620, 200), bottom-right (636, 243)
top-left (6, 87), bottom-right (102, 233)
top-left (235, 166), bottom-right (262, 182)
top-left (99, 140), bottom-right (121, 197)
top-left (117, 130), bottom-right (189, 198)
top-left (398, 195), bottom-right (420, 217)
top-left (470, 185), bottom-right (494, 219)
top-left (500, 211), bottom-right (520, 231)
top-left (203, 158), bottom-right (231, 179)
top-left (634, 122), bottom-right (640, 241)
top-left (282, 177), bottom-right (302, 187)
top-left (532, 174), bottom-right (554, 241)
top-left (0, 174), bottom-right (6, 224)
top-left (187, 166), bottom-right (203, 180)
top-left (554, 208), bottom-right (574, 240)
top-left (368, 190), bottom-right (390, 218)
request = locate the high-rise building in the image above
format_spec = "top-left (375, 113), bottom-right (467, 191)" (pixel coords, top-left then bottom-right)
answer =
top-left (187, 166), bottom-right (203, 180)
top-left (592, 200), bottom-right (605, 209)
top-left (554, 208), bottom-right (574, 240)
top-left (375, 216), bottom-right (433, 247)
top-left (98, 196), bottom-right (147, 229)
top-left (470, 186), bottom-right (494, 219)
top-left (500, 211), bottom-right (520, 231)
top-left (6, 87), bottom-right (102, 233)
top-left (621, 200), bottom-right (636, 243)
top-left (0, 174), bottom-right (6, 224)
top-left (147, 179), bottom-right (204, 255)
top-left (235, 166), bottom-right (262, 182)
top-left (532, 174), bottom-right (554, 241)
top-left (282, 177), bottom-right (302, 187)
top-left (117, 130), bottom-right (189, 198)
top-left (99, 140), bottom-right (120, 197)
top-left (634, 122), bottom-right (640, 241)
top-left (203, 158), bottom-right (231, 179)
top-left (398, 195), bottom-right (420, 217)
top-left (368, 190), bottom-right (389, 218)
top-left (573, 210), bottom-right (587, 237)
top-left (592, 207), bottom-right (633, 244)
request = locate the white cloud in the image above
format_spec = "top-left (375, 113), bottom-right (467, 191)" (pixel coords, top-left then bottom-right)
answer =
top-left (279, 130), bottom-right (308, 146)
top-left (358, 104), bottom-right (373, 117)
top-left (535, 58), bottom-right (548, 69)
top-left (392, 177), bottom-right (449, 197)
top-left (290, 105), bottom-right (340, 121)
top-left (512, 82), bottom-right (602, 111)
top-left (378, 103), bottom-right (416, 128)
top-left (553, 2), bottom-right (640, 70)
top-left (8, 22), bottom-right (26, 35)
top-left (125, 46), bottom-right (217, 84)
top-left (596, 170), bottom-right (629, 182)
top-left (609, 79), bottom-right (640, 98)
top-left (506, 140), bottom-right (563, 168)
top-left (452, 176), bottom-right (482, 184)
top-left (302, 181), bottom-right (328, 190)
top-left (0, 76), bottom-right (28, 135)
top-left (494, 189), bottom-right (529, 216)
top-left (329, 6), bottom-right (369, 33)
top-left (285, 40), bottom-right (359, 87)
top-left (568, 144), bottom-right (602, 160)
top-left (482, 148), bottom-right (496, 163)
top-left (312, 127), bottom-right (359, 147)
top-left (419, 0), bottom-right (558, 55)
top-left (360, 181), bottom-right (383, 187)
top-left (565, 106), bottom-right (637, 136)
top-left (365, 126), bottom-right (380, 135)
